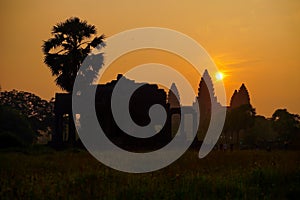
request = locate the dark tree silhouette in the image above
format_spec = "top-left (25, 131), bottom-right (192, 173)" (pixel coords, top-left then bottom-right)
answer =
top-left (225, 83), bottom-right (254, 147)
top-left (229, 104), bottom-right (256, 146)
top-left (42, 17), bottom-right (105, 92)
top-left (244, 115), bottom-right (277, 146)
top-left (0, 105), bottom-right (35, 147)
top-left (272, 109), bottom-right (300, 141)
top-left (0, 90), bottom-right (54, 137)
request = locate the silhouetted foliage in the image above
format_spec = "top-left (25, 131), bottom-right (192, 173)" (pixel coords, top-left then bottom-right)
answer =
top-left (244, 115), bottom-right (277, 146)
top-left (0, 90), bottom-right (54, 137)
top-left (0, 105), bottom-right (35, 147)
top-left (272, 109), bottom-right (300, 141)
top-left (220, 83), bottom-right (255, 147)
top-left (42, 17), bottom-right (105, 92)
top-left (229, 104), bottom-right (256, 133)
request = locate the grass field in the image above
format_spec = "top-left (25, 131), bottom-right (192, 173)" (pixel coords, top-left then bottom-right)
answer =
top-left (0, 148), bottom-right (299, 199)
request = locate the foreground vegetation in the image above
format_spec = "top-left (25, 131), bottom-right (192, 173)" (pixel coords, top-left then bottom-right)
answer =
top-left (0, 148), bottom-right (299, 199)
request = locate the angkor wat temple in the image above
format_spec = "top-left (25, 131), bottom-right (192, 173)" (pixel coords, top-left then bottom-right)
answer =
top-left (53, 74), bottom-right (191, 150)
top-left (53, 71), bottom-right (251, 150)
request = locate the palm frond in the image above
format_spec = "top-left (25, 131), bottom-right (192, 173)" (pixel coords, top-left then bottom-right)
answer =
top-left (43, 17), bottom-right (105, 92)
top-left (89, 34), bottom-right (105, 48)
top-left (42, 34), bottom-right (65, 53)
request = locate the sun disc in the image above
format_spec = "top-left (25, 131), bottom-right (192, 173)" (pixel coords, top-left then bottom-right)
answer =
top-left (215, 72), bottom-right (224, 80)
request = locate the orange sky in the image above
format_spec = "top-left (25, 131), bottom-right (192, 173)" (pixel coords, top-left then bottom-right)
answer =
top-left (0, 0), bottom-right (300, 117)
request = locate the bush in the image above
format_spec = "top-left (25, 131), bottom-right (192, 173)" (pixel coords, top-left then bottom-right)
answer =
top-left (0, 105), bottom-right (35, 148)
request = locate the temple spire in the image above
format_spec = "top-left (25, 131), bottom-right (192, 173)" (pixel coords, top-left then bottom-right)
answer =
top-left (230, 83), bottom-right (251, 108)
top-left (167, 83), bottom-right (180, 108)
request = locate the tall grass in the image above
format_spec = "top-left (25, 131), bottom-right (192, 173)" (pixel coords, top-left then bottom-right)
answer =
top-left (0, 149), bottom-right (299, 199)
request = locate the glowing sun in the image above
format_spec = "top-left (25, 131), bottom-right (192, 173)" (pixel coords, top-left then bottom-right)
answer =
top-left (215, 72), bottom-right (224, 81)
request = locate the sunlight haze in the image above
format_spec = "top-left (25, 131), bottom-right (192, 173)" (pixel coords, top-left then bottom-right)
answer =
top-left (0, 0), bottom-right (299, 117)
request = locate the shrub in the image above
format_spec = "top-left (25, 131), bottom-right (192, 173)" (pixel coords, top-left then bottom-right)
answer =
top-left (0, 105), bottom-right (35, 147)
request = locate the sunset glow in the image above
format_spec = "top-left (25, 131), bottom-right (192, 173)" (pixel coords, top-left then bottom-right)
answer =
top-left (0, 0), bottom-right (299, 116)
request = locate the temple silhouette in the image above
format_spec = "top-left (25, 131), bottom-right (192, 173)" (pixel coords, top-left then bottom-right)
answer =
top-left (53, 70), bottom-right (251, 150)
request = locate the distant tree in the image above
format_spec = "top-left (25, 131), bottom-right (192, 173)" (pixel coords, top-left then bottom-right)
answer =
top-left (0, 105), bottom-right (35, 147)
top-left (228, 104), bottom-right (256, 146)
top-left (244, 115), bottom-right (277, 146)
top-left (272, 109), bottom-right (300, 141)
top-left (225, 83), bottom-right (255, 146)
top-left (42, 17), bottom-right (105, 92)
top-left (0, 90), bottom-right (54, 137)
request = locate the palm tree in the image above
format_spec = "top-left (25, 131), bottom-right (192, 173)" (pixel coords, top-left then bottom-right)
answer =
top-left (42, 17), bottom-right (105, 93)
